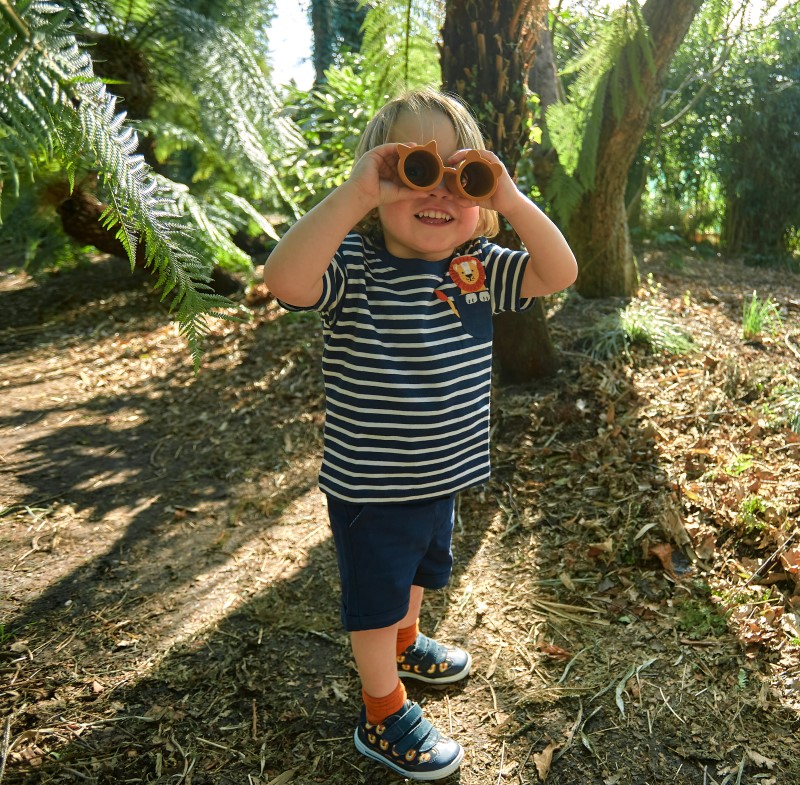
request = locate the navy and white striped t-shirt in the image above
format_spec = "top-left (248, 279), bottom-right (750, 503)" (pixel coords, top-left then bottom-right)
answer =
top-left (281, 232), bottom-right (534, 503)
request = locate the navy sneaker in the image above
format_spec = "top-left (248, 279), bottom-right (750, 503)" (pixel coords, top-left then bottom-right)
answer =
top-left (354, 700), bottom-right (463, 780)
top-left (397, 634), bottom-right (472, 685)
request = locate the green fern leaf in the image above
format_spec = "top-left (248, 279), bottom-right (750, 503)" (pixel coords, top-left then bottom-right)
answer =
top-left (0, 2), bottom-right (248, 369)
top-left (543, 2), bottom-right (655, 221)
top-left (358, 0), bottom-right (442, 95)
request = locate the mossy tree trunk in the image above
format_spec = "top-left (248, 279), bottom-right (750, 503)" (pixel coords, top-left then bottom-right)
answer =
top-left (569, 0), bottom-right (703, 298)
top-left (441, 0), bottom-right (557, 382)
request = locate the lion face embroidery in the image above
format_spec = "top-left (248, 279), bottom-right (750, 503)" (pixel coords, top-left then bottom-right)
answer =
top-left (448, 255), bottom-right (490, 305)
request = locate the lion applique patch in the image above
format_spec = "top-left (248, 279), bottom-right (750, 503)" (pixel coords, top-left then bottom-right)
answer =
top-left (448, 255), bottom-right (490, 305)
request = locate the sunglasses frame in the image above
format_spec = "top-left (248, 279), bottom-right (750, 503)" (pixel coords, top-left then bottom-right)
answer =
top-left (396, 140), bottom-right (502, 201)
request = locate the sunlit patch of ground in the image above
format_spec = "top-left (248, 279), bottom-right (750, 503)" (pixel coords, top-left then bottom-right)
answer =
top-left (1, 252), bottom-right (798, 784)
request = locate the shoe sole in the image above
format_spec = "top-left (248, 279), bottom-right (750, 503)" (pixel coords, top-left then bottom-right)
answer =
top-left (398, 652), bottom-right (472, 685)
top-left (354, 729), bottom-right (464, 781)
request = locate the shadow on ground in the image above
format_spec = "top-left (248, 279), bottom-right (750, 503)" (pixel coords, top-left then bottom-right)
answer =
top-left (2, 256), bottom-right (798, 784)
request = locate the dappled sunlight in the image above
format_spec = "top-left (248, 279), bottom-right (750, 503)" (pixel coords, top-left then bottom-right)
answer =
top-left (1, 256), bottom-right (329, 682)
top-left (3, 252), bottom-right (800, 783)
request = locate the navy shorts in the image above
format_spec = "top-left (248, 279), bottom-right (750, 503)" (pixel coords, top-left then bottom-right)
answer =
top-left (325, 494), bottom-right (456, 632)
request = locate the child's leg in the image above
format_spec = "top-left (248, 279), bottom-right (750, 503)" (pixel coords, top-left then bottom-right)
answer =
top-left (395, 584), bottom-right (472, 685)
top-left (395, 585), bottom-right (424, 652)
top-left (324, 494), bottom-right (464, 779)
top-left (401, 585), bottom-right (424, 626)
top-left (351, 623), bottom-right (402, 701)
top-left (351, 587), bottom-right (423, 721)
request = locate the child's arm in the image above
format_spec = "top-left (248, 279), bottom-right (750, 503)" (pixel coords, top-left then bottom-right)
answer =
top-left (478, 154), bottom-right (578, 299)
top-left (263, 145), bottom-right (412, 307)
top-left (504, 197), bottom-right (578, 298)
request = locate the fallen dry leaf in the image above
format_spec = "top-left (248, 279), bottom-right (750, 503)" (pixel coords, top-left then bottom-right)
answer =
top-left (694, 532), bottom-right (717, 560)
top-left (536, 642), bottom-right (572, 660)
top-left (533, 740), bottom-right (559, 781)
top-left (746, 748), bottom-right (777, 769)
top-left (649, 542), bottom-right (676, 577)
top-left (266, 770), bottom-right (297, 785)
top-left (780, 545), bottom-right (800, 575)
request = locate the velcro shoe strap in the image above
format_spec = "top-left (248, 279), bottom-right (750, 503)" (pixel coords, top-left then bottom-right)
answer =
top-left (394, 715), bottom-right (439, 756)
top-left (382, 702), bottom-right (423, 744)
top-left (411, 634), bottom-right (446, 665)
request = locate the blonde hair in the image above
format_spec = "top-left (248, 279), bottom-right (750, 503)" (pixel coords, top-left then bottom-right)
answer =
top-left (354, 88), bottom-right (500, 241)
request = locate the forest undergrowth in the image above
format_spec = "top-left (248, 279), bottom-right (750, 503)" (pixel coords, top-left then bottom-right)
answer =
top-left (1, 247), bottom-right (798, 785)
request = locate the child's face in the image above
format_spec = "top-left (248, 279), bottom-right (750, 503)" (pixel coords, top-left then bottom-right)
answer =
top-left (380, 108), bottom-right (480, 261)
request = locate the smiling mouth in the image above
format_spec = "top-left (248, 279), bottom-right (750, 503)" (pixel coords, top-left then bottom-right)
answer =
top-left (415, 210), bottom-right (453, 223)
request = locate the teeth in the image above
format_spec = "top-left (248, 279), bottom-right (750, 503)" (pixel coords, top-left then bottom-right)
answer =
top-left (416, 211), bottom-right (452, 220)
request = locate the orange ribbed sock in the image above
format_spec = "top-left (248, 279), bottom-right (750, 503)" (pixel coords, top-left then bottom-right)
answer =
top-left (363, 681), bottom-right (407, 725)
top-left (396, 620), bottom-right (419, 656)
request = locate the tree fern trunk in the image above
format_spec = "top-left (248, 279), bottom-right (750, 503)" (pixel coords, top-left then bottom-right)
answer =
top-left (55, 182), bottom-right (242, 295)
top-left (441, 0), bottom-right (555, 382)
top-left (440, 1), bottom-right (546, 169)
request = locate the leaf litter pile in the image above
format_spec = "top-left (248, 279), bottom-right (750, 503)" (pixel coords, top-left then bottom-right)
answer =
top-left (1, 249), bottom-right (798, 785)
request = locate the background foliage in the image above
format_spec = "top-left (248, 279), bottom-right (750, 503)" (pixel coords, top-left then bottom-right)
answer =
top-left (2, 0), bottom-right (799, 361)
top-left (629, 0), bottom-right (800, 261)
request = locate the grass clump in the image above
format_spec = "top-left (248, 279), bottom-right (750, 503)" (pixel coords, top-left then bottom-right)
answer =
top-left (738, 494), bottom-right (768, 533)
top-left (675, 597), bottom-right (728, 640)
top-left (742, 291), bottom-right (782, 340)
top-left (587, 301), bottom-right (696, 360)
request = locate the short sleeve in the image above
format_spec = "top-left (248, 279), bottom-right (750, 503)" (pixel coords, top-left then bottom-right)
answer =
top-left (277, 251), bottom-right (348, 320)
top-left (477, 238), bottom-right (536, 314)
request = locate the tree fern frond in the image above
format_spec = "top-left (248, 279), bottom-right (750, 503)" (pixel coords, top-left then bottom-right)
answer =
top-left (142, 4), bottom-right (305, 207)
top-left (358, 0), bottom-right (443, 95)
top-left (135, 117), bottom-right (207, 160)
top-left (220, 191), bottom-right (280, 242)
top-left (164, 5), bottom-right (303, 150)
top-left (540, 156), bottom-right (587, 228)
top-left (0, 178), bottom-right (87, 270)
top-left (0, 2), bottom-right (241, 368)
top-left (157, 176), bottom-right (252, 270)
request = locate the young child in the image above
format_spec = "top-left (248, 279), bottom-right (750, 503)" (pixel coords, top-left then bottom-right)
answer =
top-left (263, 88), bottom-right (577, 780)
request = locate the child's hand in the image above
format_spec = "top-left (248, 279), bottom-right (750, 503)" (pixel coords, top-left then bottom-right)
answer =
top-left (446, 149), bottom-right (521, 213)
top-left (347, 143), bottom-right (418, 208)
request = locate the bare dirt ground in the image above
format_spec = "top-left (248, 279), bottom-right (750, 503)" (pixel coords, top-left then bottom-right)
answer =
top-left (1, 250), bottom-right (799, 785)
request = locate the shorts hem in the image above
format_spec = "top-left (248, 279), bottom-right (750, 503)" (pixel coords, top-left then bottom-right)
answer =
top-left (343, 603), bottom-right (410, 632)
top-left (413, 572), bottom-right (451, 591)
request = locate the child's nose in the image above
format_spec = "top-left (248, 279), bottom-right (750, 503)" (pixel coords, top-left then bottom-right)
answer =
top-left (430, 177), bottom-right (450, 195)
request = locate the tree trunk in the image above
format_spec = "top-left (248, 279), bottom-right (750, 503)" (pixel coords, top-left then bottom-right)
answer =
top-left (53, 181), bottom-right (243, 296)
top-left (440, 1), bottom-right (546, 169)
top-left (493, 300), bottom-right (559, 382)
top-left (310, 0), bottom-right (366, 84)
top-left (56, 182), bottom-right (140, 262)
top-left (528, 17), bottom-right (561, 215)
top-left (570, 0), bottom-right (702, 298)
top-left (441, 0), bottom-right (556, 382)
